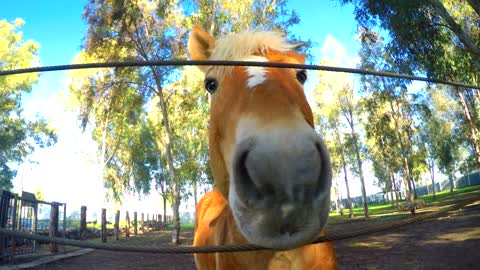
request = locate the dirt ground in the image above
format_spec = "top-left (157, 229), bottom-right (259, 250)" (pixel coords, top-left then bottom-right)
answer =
top-left (333, 200), bottom-right (480, 270)
top-left (20, 197), bottom-right (480, 270)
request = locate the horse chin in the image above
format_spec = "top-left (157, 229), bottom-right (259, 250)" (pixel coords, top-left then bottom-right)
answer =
top-left (228, 189), bottom-right (331, 250)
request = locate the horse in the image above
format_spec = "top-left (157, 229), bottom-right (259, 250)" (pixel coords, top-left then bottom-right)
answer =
top-left (188, 25), bottom-right (336, 270)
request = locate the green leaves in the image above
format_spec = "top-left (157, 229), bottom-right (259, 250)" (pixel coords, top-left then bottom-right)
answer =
top-left (0, 20), bottom-right (57, 190)
top-left (339, 0), bottom-right (480, 172)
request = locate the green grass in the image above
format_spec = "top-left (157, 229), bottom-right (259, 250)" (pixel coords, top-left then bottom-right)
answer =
top-left (86, 223), bottom-right (115, 230)
top-left (166, 222), bottom-right (195, 230)
top-left (420, 185), bottom-right (480, 204)
top-left (329, 184), bottom-right (480, 222)
top-left (330, 202), bottom-right (398, 218)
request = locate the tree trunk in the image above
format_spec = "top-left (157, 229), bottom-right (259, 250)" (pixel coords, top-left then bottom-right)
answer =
top-left (334, 197), bottom-right (339, 215)
top-left (389, 186), bottom-right (394, 207)
top-left (336, 125), bottom-right (354, 218)
top-left (387, 98), bottom-right (415, 213)
top-left (100, 110), bottom-right (111, 181)
top-left (456, 88), bottom-right (480, 170)
top-left (334, 178), bottom-right (344, 215)
top-left (449, 171), bottom-right (455, 192)
top-left (207, 0), bottom-right (218, 35)
top-left (391, 172), bottom-right (399, 208)
top-left (193, 178), bottom-right (198, 207)
top-left (151, 69), bottom-right (181, 245)
top-left (342, 98), bottom-right (368, 218)
top-left (343, 164), bottom-right (354, 218)
top-left (378, 136), bottom-right (395, 207)
top-left (403, 157), bottom-right (415, 215)
top-left (163, 196), bottom-right (167, 224)
top-left (387, 167), bottom-right (394, 207)
top-left (339, 90), bottom-right (368, 217)
top-left (431, 0), bottom-right (480, 64)
top-left (430, 159), bottom-right (436, 199)
top-left (351, 126), bottom-right (369, 218)
top-left (467, 0), bottom-right (480, 17)
top-left (411, 178), bottom-right (418, 199)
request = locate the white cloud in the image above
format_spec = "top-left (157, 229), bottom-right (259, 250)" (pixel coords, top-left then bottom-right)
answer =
top-left (319, 34), bottom-right (360, 68)
top-left (305, 34), bottom-right (360, 105)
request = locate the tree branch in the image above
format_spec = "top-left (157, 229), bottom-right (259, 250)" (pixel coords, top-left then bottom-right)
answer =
top-left (430, 0), bottom-right (480, 59)
top-left (467, 0), bottom-right (480, 17)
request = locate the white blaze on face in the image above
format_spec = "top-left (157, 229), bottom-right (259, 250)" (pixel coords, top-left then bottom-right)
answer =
top-left (243, 56), bottom-right (268, 89)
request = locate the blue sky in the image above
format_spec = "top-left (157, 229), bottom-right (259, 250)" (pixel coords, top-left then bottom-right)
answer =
top-left (1, 1), bottom-right (378, 217)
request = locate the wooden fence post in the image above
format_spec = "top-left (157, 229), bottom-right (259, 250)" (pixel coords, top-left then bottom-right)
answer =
top-left (147, 213), bottom-right (150, 232)
top-left (80, 206), bottom-right (87, 240)
top-left (158, 214), bottom-right (162, 229)
top-left (101, 208), bottom-right (107, 243)
top-left (152, 214), bottom-right (156, 231)
top-left (0, 190), bottom-right (12, 257)
top-left (114, 210), bottom-right (120, 240)
top-left (125, 211), bottom-right (130, 237)
top-left (49, 202), bottom-right (59, 253)
top-left (141, 213), bottom-right (145, 233)
top-left (133, 212), bottom-right (138, 235)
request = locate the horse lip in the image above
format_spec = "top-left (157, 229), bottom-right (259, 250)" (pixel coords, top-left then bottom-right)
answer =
top-left (229, 190), bottom-right (327, 249)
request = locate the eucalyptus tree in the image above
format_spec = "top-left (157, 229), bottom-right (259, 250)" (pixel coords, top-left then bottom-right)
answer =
top-left (72, 0), bottom-right (188, 243)
top-left (338, 0), bottom-right (480, 170)
top-left (362, 95), bottom-right (402, 207)
top-left (314, 59), bottom-right (367, 218)
top-left (319, 123), bottom-right (346, 216)
top-left (0, 19), bottom-right (57, 189)
top-left (417, 86), bottom-right (463, 193)
top-left (357, 30), bottom-right (425, 211)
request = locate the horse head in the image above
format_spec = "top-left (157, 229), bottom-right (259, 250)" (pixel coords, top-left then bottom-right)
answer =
top-left (188, 26), bottom-right (332, 250)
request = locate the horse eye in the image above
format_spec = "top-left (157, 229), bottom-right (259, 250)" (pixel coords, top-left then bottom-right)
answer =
top-left (296, 70), bottom-right (307, 84)
top-left (204, 78), bottom-right (218, 93)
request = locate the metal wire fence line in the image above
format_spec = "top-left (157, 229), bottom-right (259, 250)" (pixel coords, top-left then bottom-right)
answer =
top-left (0, 60), bottom-right (479, 90)
top-left (0, 196), bottom-right (477, 254)
top-left (1, 60), bottom-right (479, 254)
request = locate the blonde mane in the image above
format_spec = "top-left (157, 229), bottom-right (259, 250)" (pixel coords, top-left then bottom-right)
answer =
top-left (208, 31), bottom-right (297, 75)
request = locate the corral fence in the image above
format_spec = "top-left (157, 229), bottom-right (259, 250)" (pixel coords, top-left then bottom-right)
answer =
top-left (72, 206), bottom-right (174, 243)
top-left (0, 190), bottom-right (66, 261)
top-left (0, 189), bottom-right (173, 263)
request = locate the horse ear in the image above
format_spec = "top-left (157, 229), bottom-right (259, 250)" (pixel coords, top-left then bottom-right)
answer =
top-left (188, 25), bottom-right (216, 72)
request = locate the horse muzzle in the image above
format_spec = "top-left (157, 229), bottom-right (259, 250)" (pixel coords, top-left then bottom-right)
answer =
top-left (229, 123), bottom-right (332, 249)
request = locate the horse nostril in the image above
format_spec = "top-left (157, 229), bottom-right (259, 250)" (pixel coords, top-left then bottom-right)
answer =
top-left (315, 143), bottom-right (324, 172)
top-left (237, 150), bottom-right (251, 182)
top-left (234, 150), bottom-right (260, 202)
top-left (314, 141), bottom-right (330, 196)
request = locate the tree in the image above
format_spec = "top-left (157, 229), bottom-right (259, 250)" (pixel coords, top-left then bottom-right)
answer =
top-left (314, 58), bottom-right (367, 218)
top-left (362, 99), bottom-right (402, 207)
top-left (333, 127), bottom-right (353, 217)
top-left (338, 0), bottom-right (480, 171)
top-left (0, 19), bottom-right (57, 190)
top-left (417, 86), bottom-right (463, 193)
top-left (74, 0), bottom-right (188, 244)
top-left (357, 30), bottom-right (427, 213)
